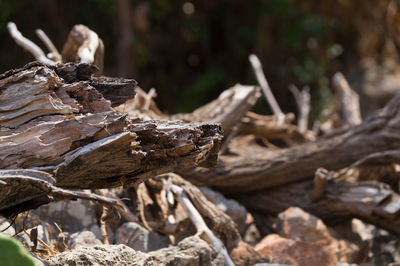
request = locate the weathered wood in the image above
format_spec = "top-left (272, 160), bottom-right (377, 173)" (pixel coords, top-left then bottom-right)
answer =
top-left (170, 84), bottom-right (260, 139)
top-left (169, 174), bottom-right (240, 251)
top-left (118, 84), bottom-right (260, 139)
top-left (55, 120), bottom-right (221, 189)
top-left (183, 94), bottom-right (400, 192)
top-left (61, 25), bottom-right (104, 75)
top-left (235, 179), bottom-right (400, 235)
top-left (0, 169), bottom-right (123, 218)
top-left (289, 84), bottom-right (311, 132)
top-left (238, 112), bottom-right (315, 143)
top-left (7, 22), bottom-right (56, 65)
top-left (332, 72), bottom-right (362, 127)
top-left (0, 62), bottom-right (222, 214)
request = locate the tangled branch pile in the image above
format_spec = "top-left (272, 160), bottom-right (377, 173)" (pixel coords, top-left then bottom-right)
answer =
top-left (0, 23), bottom-right (399, 266)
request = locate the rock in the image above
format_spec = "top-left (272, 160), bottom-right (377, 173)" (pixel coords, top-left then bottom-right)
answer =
top-left (115, 222), bottom-right (169, 252)
top-left (47, 236), bottom-right (224, 266)
top-left (31, 199), bottom-right (99, 237)
top-left (148, 236), bottom-right (225, 265)
top-left (372, 235), bottom-right (400, 266)
top-left (243, 222), bottom-right (261, 246)
top-left (68, 231), bottom-right (102, 249)
top-left (351, 218), bottom-right (376, 241)
top-left (254, 263), bottom-right (294, 266)
top-left (0, 219), bottom-right (15, 236)
top-left (47, 244), bottom-right (150, 266)
top-left (230, 240), bottom-right (267, 265)
top-left (200, 186), bottom-right (248, 234)
top-left (15, 225), bottom-right (51, 250)
top-left (255, 234), bottom-right (336, 266)
top-left (275, 207), bottom-right (360, 263)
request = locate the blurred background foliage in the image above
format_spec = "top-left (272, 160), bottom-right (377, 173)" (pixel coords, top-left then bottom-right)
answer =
top-left (0, 0), bottom-right (398, 119)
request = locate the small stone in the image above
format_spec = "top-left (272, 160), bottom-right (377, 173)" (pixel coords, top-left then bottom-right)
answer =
top-left (47, 236), bottom-right (224, 266)
top-left (0, 219), bottom-right (15, 236)
top-left (15, 225), bottom-right (50, 250)
top-left (255, 234), bottom-right (336, 266)
top-left (68, 231), bottom-right (102, 249)
top-left (31, 199), bottom-right (98, 234)
top-left (230, 240), bottom-right (267, 265)
top-left (275, 207), bottom-right (360, 263)
top-left (115, 222), bottom-right (169, 252)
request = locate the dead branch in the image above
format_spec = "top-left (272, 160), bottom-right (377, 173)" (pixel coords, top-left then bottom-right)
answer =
top-left (0, 62), bottom-right (222, 215)
top-left (236, 178), bottom-right (400, 235)
top-left (7, 22), bottom-right (55, 65)
top-left (183, 94), bottom-right (400, 192)
top-left (238, 111), bottom-right (315, 143)
top-left (249, 54), bottom-right (285, 123)
top-left (0, 169), bottom-right (123, 218)
top-left (289, 84), bottom-right (311, 132)
top-left (169, 183), bottom-right (235, 266)
top-left (168, 174), bottom-right (240, 251)
top-left (171, 84), bottom-right (260, 139)
top-left (61, 25), bottom-right (104, 75)
top-left (332, 72), bottom-right (362, 127)
top-left (35, 29), bottom-right (62, 62)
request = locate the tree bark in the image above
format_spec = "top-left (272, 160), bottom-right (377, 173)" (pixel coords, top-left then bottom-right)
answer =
top-left (182, 94), bottom-right (400, 192)
top-left (0, 62), bottom-right (222, 215)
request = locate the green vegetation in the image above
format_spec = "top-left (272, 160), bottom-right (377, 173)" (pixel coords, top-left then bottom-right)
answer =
top-left (0, 233), bottom-right (35, 266)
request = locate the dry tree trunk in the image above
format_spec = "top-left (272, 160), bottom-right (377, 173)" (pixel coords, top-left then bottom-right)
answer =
top-left (0, 62), bottom-right (222, 217)
top-left (182, 94), bottom-right (400, 192)
top-left (235, 168), bottom-right (400, 235)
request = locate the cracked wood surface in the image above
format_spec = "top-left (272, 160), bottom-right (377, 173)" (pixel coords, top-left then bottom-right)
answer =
top-left (0, 62), bottom-right (222, 214)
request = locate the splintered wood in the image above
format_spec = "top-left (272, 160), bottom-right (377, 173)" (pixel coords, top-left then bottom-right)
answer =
top-left (0, 62), bottom-right (222, 216)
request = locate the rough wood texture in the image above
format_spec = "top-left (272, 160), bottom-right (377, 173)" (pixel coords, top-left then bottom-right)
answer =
top-left (55, 120), bottom-right (221, 189)
top-left (183, 94), bottom-right (400, 192)
top-left (0, 169), bottom-right (123, 218)
top-left (238, 112), bottom-right (315, 143)
top-left (170, 174), bottom-right (240, 251)
top-left (171, 84), bottom-right (259, 138)
top-left (61, 25), bottom-right (104, 75)
top-left (235, 178), bottom-right (400, 235)
top-left (0, 62), bottom-right (222, 214)
top-left (118, 84), bottom-right (260, 139)
top-left (332, 72), bottom-right (362, 127)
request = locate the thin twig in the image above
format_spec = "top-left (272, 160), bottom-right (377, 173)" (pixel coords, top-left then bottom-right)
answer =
top-left (289, 84), bottom-right (311, 132)
top-left (249, 54), bottom-right (284, 123)
top-left (7, 22), bottom-right (55, 65)
top-left (35, 29), bottom-right (62, 62)
top-left (169, 184), bottom-right (234, 266)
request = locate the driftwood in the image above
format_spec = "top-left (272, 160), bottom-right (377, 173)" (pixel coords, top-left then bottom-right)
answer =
top-left (183, 94), bottom-right (400, 192)
top-left (8, 22), bottom-right (104, 75)
top-left (332, 72), bottom-right (362, 127)
top-left (249, 54), bottom-right (285, 123)
top-left (61, 24), bottom-right (104, 75)
top-left (0, 62), bottom-right (222, 215)
top-left (289, 84), bottom-right (311, 132)
top-left (238, 112), bottom-right (315, 143)
top-left (235, 168), bottom-right (400, 235)
top-left (316, 72), bottom-right (362, 134)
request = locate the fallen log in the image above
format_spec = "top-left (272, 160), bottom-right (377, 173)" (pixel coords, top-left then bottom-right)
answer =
top-left (183, 94), bottom-right (400, 192)
top-left (0, 62), bottom-right (222, 214)
top-left (235, 176), bottom-right (400, 235)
